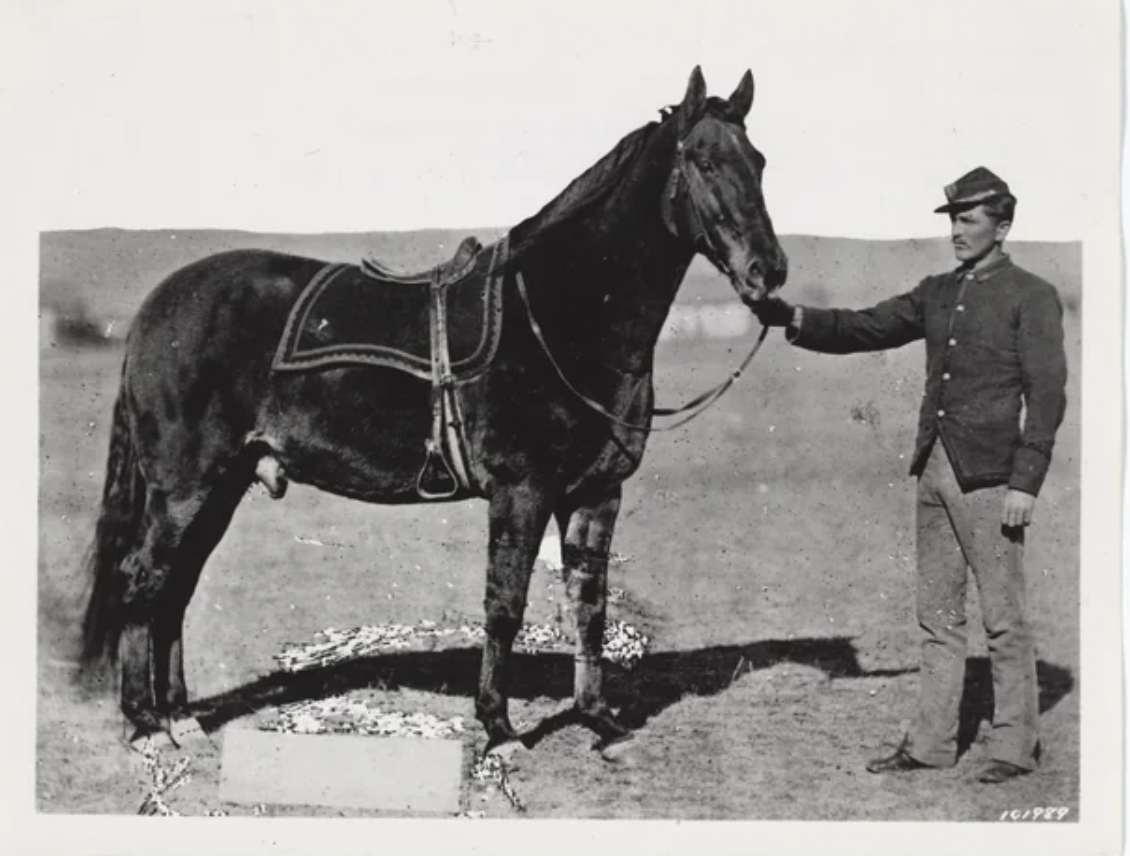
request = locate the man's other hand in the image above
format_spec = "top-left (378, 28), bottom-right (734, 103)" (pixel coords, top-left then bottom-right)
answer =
top-left (752, 297), bottom-right (795, 328)
top-left (1002, 489), bottom-right (1036, 528)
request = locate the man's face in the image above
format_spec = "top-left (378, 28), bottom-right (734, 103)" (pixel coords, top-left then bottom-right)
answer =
top-left (949, 204), bottom-right (1010, 265)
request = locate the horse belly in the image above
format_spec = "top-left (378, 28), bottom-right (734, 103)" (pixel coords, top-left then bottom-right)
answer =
top-left (261, 367), bottom-right (446, 504)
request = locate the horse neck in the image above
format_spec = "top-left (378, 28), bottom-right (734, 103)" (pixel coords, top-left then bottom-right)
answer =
top-left (525, 135), bottom-right (695, 371)
top-left (602, 131), bottom-right (693, 297)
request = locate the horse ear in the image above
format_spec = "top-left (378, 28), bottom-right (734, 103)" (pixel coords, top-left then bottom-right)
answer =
top-left (677, 66), bottom-right (707, 135)
top-left (729, 70), bottom-right (755, 119)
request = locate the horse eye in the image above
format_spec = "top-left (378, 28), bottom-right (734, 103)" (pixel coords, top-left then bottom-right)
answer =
top-left (698, 159), bottom-right (716, 175)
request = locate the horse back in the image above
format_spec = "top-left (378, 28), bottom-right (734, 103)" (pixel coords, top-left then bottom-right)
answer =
top-left (121, 251), bottom-right (324, 474)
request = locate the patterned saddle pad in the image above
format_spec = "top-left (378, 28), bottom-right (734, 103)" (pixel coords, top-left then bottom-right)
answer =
top-left (272, 242), bottom-right (505, 381)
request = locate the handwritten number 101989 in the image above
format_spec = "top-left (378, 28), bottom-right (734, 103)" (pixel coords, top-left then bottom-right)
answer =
top-left (999, 807), bottom-right (1071, 821)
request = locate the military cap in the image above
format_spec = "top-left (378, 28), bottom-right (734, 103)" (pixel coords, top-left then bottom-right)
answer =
top-left (934, 166), bottom-right (1014, 213)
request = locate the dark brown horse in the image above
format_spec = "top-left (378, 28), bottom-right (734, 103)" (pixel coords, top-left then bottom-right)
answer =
top-left (79, 66), bottom-right (787, 750)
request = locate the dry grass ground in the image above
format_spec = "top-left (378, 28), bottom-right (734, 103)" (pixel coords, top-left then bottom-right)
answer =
top-left (37, 270), bottom-right (1081, 820)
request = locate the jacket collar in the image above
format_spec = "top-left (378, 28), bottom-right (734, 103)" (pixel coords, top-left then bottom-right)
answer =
top-left (956, 252), bottom-right (1013, 282)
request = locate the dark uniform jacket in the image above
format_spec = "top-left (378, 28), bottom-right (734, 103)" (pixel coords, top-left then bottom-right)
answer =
top-left (790, 254), bottom-right (1067, 496)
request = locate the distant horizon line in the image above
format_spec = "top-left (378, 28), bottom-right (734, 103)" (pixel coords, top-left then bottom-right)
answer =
top-left (38, 226), bottom-right (1084, 246)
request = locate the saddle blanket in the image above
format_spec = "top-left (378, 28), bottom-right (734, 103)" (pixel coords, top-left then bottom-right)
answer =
top-left (272, 243), bottom-right (505, 381)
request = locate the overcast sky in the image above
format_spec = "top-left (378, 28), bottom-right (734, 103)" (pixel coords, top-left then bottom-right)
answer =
top-left (1, 0), bottom-right (1117, 240)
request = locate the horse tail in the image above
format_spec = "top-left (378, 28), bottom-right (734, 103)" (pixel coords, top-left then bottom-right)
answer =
top-left (79, 385), bottom-right (145, 673)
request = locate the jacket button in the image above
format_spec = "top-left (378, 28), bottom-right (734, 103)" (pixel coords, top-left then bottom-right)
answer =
top-left (965, 273), bottom-right (975, 280)
top-left (956, 304), bottom-right (965, 312)
top-left (937, 410), bottom-right (945, 417)
top-left (942, 372), bottom-right (951, 381)
top-left (948, 338), bottom-right (957, 346)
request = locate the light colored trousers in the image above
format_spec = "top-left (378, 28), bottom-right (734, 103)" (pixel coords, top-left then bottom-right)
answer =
top-left (903, 442), bottom-right (1040, 770)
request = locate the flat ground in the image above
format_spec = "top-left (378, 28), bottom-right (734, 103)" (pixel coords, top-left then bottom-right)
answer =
top-left (37, 235), bottom-right (1081, 820)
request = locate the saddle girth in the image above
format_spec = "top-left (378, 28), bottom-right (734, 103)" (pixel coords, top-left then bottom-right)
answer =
top-left (415, 237), bottom-right (508, 499)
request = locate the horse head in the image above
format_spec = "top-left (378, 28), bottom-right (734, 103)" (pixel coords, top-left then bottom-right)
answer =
top-left (661, 66), bottom-right (788, 306)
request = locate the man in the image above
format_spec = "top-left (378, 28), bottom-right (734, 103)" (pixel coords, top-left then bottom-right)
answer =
top-left (754, 167), bottom-right (1067, 784)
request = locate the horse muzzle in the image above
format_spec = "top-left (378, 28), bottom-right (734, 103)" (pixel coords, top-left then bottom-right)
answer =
top-left (731, 255), bottom-right (787, 306)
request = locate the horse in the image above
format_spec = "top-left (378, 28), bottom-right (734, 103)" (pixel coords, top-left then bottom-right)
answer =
top-left (78, 66), bottom-right (788, 751)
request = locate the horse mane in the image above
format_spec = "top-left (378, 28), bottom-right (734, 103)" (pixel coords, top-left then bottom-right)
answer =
top-left (503, 98), bottom-right (745, 266)
top-left (504, 120), bottom-right (662, 263)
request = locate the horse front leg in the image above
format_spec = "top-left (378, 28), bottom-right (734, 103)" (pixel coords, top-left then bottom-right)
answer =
top-left (559, 487), bottom-right (630, 743)
top-left (476, 480), bottom-right (553, 750)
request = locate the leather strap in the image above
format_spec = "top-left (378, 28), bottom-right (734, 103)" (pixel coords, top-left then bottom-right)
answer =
top-left (661, 139), bottom-right (734, 280)
top-left (516, 271), bottom-right (767, 434)
top-left (416, 270), bottom-right (460, 499)
top-left (416, 238), bottom-right (507, 499)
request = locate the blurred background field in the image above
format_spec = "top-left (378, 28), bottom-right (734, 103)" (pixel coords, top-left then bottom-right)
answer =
top-left (37, 229), bottom-right (1080, 819)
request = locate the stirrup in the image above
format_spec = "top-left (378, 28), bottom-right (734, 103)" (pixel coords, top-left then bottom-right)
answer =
top-left (416, 441), bottom-right (459, 499)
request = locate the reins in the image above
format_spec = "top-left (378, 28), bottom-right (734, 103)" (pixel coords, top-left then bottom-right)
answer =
top-left (510, 113), bottom-right (773, 435)
top-left (515, 271), bottom-right (769, 433)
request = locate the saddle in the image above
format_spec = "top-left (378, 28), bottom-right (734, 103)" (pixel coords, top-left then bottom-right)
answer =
top-left (360, 235), bottom-right (483, 286)
top-left (272, 236), bottom-right (509, 501)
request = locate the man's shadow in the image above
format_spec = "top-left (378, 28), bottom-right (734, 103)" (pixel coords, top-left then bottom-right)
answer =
top-left (188, 639), bottom-right (1074, 749)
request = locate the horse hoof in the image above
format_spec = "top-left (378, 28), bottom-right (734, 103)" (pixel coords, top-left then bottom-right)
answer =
top-left (483, 730), bottom-right (521, 755)
top-left (579, 706), bottom-right (630, 742)
top-left (128, 727), bottom-right (176, 753)
top-left (124, 707), bottom-right (163, 738)
top-left (595, 731), bottom-right (639, 765)
top-left (169, 716), bottom-right (207, 747)
top-left (484, 739), bottom-right (528, 770)
top-left (482, 721), bottom-right (522, 755)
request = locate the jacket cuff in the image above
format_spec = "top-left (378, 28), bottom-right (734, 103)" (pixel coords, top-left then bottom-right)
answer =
top-left (790, 306), bottom-right (835, 349)
top-left (785, 306), bottom-right (804, 342)
top-left (1008, 446), bottom-right (1051, 496)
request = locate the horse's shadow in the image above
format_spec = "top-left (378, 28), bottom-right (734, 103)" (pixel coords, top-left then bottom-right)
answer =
top-left (189, 638), bottom-right (1074, 751)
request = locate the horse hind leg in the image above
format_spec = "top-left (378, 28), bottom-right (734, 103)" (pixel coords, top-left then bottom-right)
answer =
top-left (115, 502), bottom-right (187, 742)
top-left (151, 472), bottom-right (251, 728)
top-left (118, 473), bottom-right (249, 743)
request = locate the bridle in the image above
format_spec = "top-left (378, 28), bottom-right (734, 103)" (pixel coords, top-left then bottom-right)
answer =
top-left (661, 134), bottom-right (734, 279)
top-left (515, 113), bottom-right (770, 434)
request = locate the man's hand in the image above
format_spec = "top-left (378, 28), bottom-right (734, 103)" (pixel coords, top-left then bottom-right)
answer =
top-left (751, 297), bottom-right (796, 328)
top-left (1002, 489), bottom-right (1036, 528)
